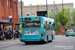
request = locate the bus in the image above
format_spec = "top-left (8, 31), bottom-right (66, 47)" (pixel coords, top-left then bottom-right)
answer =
top-left (19, 16), bottom-right (55, 44)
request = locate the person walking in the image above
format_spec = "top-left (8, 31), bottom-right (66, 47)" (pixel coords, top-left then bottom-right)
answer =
top-left (5, 28), bottom-right (7, 39)
top-left (16, 29), bottom-right (19, 38)
top-left (0, 27), bottom-right (2, 40)
top-left (9, 28), bottom-right (12, 39)
top-left (6, 28), bottom-right (10, 40)
top-left (13, 28), bottom-right (16, 39)
top-left (2, 29), bottom-right (4, 40)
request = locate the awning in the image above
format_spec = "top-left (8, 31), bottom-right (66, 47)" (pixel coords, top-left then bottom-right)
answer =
top-left (15, 22), bottom-right (20, 25)
top-left (0, 20), bottom-right (13, 24)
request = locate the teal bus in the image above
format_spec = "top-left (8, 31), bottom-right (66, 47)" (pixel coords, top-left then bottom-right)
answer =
top-left (19, 16), bottom-right (55, 44)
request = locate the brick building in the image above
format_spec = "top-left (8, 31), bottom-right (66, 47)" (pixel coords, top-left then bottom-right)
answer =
top-left (0, 0), bottom-right (19, 29)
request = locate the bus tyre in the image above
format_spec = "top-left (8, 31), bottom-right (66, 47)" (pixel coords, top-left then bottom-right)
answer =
top-left (47, 36), bottom-right (48, 43)
top-left (24, 42), bottom-right (30, 45)
top-left (49, 35), bottom-right (53, 42)
top-left (44, 36), bottom-right (48, 43)
top-left (52, 35), bottom-right (53, 40)
top-left (66, 35), bottom-right (68, 37)
top-left (73, 35), bottom-right (75, 37)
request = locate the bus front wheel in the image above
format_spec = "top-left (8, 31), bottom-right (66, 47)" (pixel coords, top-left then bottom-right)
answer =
top-left (49, 35), bottom-right (53, 42)
top-left (44, 36), bottom-right (48, 43)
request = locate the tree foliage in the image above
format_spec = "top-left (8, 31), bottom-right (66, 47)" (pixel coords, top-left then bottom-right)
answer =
top-left (45, 12), bottom-right (54, 19)
top-left (58, 11), bottom-right (68, 25)
top-left (54, 22), bottom-right (62, 32)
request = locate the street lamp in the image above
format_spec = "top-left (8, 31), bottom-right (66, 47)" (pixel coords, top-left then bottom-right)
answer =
top-left (56, 4), bottom-right (59, 22)
top-left (72, 14), bottom-right (74, 31)
top-left (29, 4), bottom-right (32, 16)
top-left (46, 0), bottom-right (48, 17)
top-left (21, 0), bottom-right (23, 17)
top-left (53, 0), bottom-right (56, 26)
top-left (37, 4), bottom-right (39, 11)
top-left (62, 0), bottom-right (64, 14)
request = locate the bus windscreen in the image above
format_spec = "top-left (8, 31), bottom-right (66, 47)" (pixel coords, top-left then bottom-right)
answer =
top-left (22, 21), bottom-right (41, 28)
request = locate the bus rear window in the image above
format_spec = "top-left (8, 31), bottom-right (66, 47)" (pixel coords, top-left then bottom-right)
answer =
top-left (22, 21), bottom-right (41, 28)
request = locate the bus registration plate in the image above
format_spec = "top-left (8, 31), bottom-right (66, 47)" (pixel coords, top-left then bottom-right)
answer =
top-left (24, 30), bottom-right (39, 35)
top-left (68, 34), bottom-right (71, 35)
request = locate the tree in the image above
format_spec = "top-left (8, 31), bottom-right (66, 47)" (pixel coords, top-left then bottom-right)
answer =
top-left (45, 12), bottom-right (54, 19)
top-left (54, 22), bottom-right (62, 32)
top-left (57, 11), bottom-right (68, 25)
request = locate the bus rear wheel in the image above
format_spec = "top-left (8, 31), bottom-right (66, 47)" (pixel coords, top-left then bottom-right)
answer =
top-left (66, 35), bottom-right (68, 37)
top-left (24, 42), bottom-right (31, 45)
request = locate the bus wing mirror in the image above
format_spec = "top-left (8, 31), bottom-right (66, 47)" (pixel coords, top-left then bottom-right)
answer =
top-left (52, 23), bottom-right (55, 26)
top-left (49, 22), bottom-right (51, 24)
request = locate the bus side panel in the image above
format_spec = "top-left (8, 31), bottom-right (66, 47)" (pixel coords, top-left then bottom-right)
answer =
top-left (20, 18), bottom-right (23, 42)
top-left (52, 31), bottom-right (55, 40)
top-left (48, 30), bottom-right (53, 41)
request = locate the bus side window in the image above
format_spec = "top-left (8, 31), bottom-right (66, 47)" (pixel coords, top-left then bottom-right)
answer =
top-left (44, 21), bottom-right (46, 29)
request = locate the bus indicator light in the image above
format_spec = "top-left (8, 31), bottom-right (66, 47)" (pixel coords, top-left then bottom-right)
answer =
top-left (35, 18), bottom-right (38, 20)
top-left (39, 18), bottom-right (41, 20)
top-left (41, 32), bottom-right (43, 36)
top-left (20, 30), bottom-right (22, 33)
top-left (22, 18), bottom-right (23, 21)
top-left (20, 24), bottom-right (22, 27)
top-left (41, 24), bottom-right (43, 27)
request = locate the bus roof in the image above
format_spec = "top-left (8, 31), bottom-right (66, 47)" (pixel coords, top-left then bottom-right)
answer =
top-left (20, 16), bottom-right (54, 24)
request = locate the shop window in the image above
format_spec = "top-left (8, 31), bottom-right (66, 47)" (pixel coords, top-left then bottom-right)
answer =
top-left (1, 0), bottom-right (4, 7)
top-left (10, 0), bottom-right (13, 9)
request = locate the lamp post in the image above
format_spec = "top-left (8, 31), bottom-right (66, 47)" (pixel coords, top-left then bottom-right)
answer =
top-left (53, 0), bottom-right (56, 26)
top-left (72, 14), bottom-right (74, 31)
top-left (62, 0), bottom-right (64, 14)
top-left (21, 0), bottom-right (23, 17)
top-left (56, 5), bottom-right (59, 22)
top-left (29, 4), bottom-right (32, 16)
top-left (37, 4), bottom-right (39, 11)
top-left (46, 0), bottom-right (48, 17)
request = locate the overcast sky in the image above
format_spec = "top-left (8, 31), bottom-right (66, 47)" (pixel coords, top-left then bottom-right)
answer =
top-left (18, 0), bottom-right (75, 8)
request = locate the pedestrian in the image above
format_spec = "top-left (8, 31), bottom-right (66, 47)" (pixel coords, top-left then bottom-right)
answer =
top-left (5, 28), bottom-right (7, 39)
top-left (0, 27), bottom-right (2, 40)
top-left (2, 29), bottom-right (4, 40)
top-left (6, 28), bottom-right (10, 40)
top-left (16, 29), bottom-right (19, 38)
top-left (9, 28), bottom-right (12, 39)
top-left (13, 28), bottom-right (16, 39)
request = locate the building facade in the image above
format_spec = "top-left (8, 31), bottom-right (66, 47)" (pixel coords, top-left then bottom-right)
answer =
top-left (18, 2), bottom-right (73, 17)
top-left (0, 0), bottom-right (19, 29)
